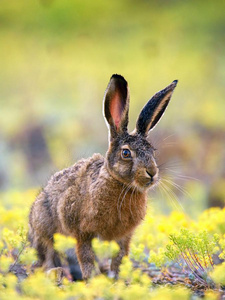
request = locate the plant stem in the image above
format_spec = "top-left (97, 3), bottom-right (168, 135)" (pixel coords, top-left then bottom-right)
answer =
top-left (180, 251), bottom-right (206, 285)
top-left (11, 241), bottom-right (26, 268)
top-left (188, 248), bottom-right (205, 272)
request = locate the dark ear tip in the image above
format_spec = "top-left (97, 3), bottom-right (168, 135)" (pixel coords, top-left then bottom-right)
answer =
top-left (111, 74), bottom-right (127, 83)
top-left (165, 79), bottom-right (178, 92)
top-left (172, 79), bottom-right (178, 86)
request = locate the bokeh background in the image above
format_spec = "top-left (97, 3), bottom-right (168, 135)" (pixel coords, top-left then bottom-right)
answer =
top-left (1, 0), bottom-right (225, 217)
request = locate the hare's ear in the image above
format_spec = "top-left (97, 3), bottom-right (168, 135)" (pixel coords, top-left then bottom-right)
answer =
top-left (135, 80), bottom-right (178, 136)
top-left (104, 74), bottom-right (129, 140)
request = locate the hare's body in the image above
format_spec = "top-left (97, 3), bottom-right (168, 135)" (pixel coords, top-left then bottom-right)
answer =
top-left (30, 153), bottom-right (146, 242)
top-left (29, 74), bottom-right (177, 280)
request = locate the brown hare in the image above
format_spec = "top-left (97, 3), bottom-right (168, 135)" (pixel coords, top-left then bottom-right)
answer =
top-left (29, 74), bottom-right (178, 280)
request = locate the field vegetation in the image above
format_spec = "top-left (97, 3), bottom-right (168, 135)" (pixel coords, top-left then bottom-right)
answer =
top-left (0, 0), bottom-right (225, 298)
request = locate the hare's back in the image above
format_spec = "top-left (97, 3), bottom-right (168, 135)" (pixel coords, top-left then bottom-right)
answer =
top-left (46, 153), bottom-right (105, 195)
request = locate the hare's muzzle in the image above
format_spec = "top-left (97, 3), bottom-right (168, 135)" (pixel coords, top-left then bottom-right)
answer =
top-left (145, 167), bottom-right (159, 185)
top-left (135, 166), bottom-right (159, 188)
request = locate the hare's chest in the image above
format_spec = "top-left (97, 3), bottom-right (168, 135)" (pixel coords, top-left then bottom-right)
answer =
top-left (97, 195), bottom-right (147, 241)
top-left (98, 214), bottom-right (144, 241)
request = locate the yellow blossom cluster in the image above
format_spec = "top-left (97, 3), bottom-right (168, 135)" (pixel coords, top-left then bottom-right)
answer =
top-left (0, 189), bottom-right (225, 298)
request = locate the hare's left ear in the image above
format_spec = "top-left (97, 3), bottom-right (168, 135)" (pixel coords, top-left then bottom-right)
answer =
top-left (104, 74), bottom-right (130, 140)
top-left (135, 80), bottom-right (178, 136)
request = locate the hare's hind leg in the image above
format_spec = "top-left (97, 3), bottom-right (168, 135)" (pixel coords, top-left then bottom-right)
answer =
top-left (32, 237), bottom-right (61, 270)
top-left (76, 236), bottom-right (96, 280)
top-left (42, 239), bottom-right (62, 270)
top-left (111, 234), bottom-right (132, 278)
top-left (35, 241), bottom-right (47, 267)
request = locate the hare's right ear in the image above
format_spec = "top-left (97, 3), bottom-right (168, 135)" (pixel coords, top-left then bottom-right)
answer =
top-left (104, 74), bottom-right (130, 140)
top-left (135, 80), bottom-right (178, 136)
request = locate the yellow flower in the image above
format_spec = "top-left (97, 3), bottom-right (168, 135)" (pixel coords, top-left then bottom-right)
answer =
top-left (92, 238), bottom-right (119, 259)
top-left (210, 262), bottom-right (225, 286)
top-left (0, 255), bottom-right (14, 273)
top-left (53, 233), bottom-right (76, 253)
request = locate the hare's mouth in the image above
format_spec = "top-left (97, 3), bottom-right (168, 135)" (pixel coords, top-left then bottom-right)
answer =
top-left (134, 167), bottom-right (159, 189)
top-left (135, 175), bottom-right (158, 190)
top-left (145, 178), bottom-right (158, 188)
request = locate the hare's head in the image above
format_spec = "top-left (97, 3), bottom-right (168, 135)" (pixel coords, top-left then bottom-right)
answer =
top-left (104, 74), bottom-right (177, 191)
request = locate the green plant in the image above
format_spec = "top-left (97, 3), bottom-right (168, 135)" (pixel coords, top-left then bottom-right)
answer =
top-left (165, 228), bottom-right (217, 286)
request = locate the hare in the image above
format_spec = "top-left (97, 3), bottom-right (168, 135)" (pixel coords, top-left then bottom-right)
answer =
top-left (29, 74), bottom-right (178, 280)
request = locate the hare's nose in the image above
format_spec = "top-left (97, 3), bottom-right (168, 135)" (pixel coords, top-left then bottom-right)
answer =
top-left (146, 168), bottom-right (158, 182)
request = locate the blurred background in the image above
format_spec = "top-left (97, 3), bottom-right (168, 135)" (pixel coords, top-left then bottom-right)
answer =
top-left (0, 0), bottom-right (225, 217)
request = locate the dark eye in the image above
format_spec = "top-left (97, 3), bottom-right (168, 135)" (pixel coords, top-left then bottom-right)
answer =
top-left (121, 149), bottom-right (131, 159)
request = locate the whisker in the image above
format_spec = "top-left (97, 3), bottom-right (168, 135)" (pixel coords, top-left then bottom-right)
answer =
top-left (162, 178), bottom-right (193, 201)
top-left (159, 181), bottom-right (185, 212)
top-left (163, 181), bottom-right (185, 212)
top-left (158, 161), bottom-right (183, 171)
top-left (117, 184), bottom-right (128, 221)
top-left (162, 169), bottom-right (200, 182)
top-left (158, 181), bottom-right (177, 209)
top-left (129, 186), bottom-right (136, 221)
top-left (119, 183), bottom-right (133, 222)
top-left (134, 185), bottom-right (138, 212)
top-left (161, 142), bottom-right (178, 148)
top-left (150, 133), bottom-right (177, 149)
top-left (162, 133), bottom-right (176, 142)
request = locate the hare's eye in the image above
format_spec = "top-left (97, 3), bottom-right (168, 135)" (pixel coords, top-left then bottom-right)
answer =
top-left (121, 149), bottom-right (131, 159)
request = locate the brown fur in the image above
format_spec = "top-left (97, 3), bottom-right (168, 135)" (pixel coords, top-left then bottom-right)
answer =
top-left (29, 74), bottom-right (177, 280)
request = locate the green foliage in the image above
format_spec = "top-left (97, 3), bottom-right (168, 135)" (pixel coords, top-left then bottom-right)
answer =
top-left (164, 229), bottom-right (216, 286)
top-left (0, 190), bottom-right (225, 298)
top-left (210, 263), bottom-right (225, 287)
top-left (198, 207), bottom-right (225, 234)
top-left (0, 0), bottom-right (225, 298)
top-left (21, 270), bottom-right (72, 300)
top-left (0, 256), bottom-right (14, 273)
top-left (92, 238), bottom-right (119, 260)
top-left (166, 229), bottom-right (216, 267)
top-left (149, 248), bottom-right (166, 267)
top-left (53, 233), bottom-right (77, 253)
top-left (150, 286), bottom-right (191, 300)
top-left (130, 243), bottom-right (146, 262)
